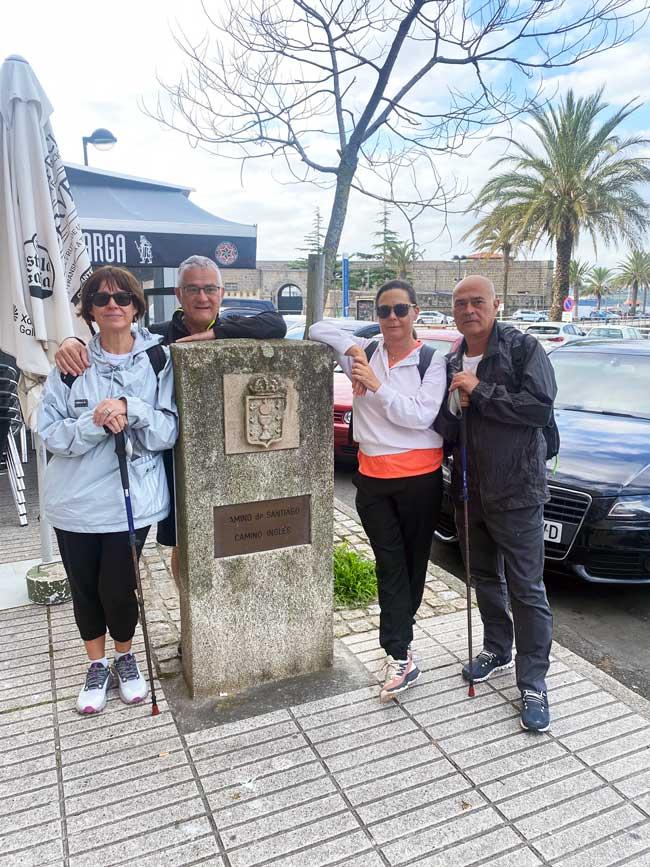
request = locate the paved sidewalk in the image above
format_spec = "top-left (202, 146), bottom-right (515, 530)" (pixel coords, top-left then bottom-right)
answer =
top-left (3, 603), bottom-right (650, 866)
top-left (3, 540), bottom-right (650, 865)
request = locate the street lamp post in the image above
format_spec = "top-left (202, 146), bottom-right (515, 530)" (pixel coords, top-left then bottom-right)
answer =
top-left (82, 128), bottom-right (117, 166)
top-left (452, 254), bottom-right (468, 282)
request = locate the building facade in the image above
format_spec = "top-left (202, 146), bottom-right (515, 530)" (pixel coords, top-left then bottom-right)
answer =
top-left (222, 258), bottom-right (554, 317)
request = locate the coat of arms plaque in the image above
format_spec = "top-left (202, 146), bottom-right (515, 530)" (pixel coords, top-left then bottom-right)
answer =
top-left (245, 375), bottom-right (287, 448)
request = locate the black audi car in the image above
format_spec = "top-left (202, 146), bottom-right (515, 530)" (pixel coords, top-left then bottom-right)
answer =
top-left (435, 339), bottom-right (650, 585)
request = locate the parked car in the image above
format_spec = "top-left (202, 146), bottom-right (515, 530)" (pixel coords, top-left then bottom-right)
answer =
top-left (512, 309), bottom-right (545, 322)
top-left (416, 310), bottom-right (451, 325)
top-left (435, 339), bottom-right (650, 584)
top-left (334, 328), bottom-right (461, 461)
top-left (525, 321), bottom-right (586, 348)
top-left (220, 296), bottom-right (276, 314)
top-left (587, 325), bottom-right (643, 340)
top-left (589, 310), bottom-right (619, 321)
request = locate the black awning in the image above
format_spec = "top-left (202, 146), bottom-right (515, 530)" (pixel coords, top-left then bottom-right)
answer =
top-left (65, 164), bottom-right (257, 269)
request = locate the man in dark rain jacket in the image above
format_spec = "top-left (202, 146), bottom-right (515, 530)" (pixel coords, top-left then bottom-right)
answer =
top-left (434, 275), bottom-right (557, 732)
top-left (54, 254), bottom-right (287, 592)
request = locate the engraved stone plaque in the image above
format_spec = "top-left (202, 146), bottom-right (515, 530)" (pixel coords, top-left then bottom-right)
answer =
top-left (223, 374), bottom-right (299, 454)
top-left (214, 495), bottom-right (311, 558)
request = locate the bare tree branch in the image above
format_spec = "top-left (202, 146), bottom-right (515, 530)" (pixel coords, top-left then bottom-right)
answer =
top-left (144, 0), bottom-right (649, 290)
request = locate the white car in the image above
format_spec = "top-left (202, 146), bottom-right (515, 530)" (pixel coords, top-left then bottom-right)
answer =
top-left (525, 321), bottom-right (587, 348)
top-left (512, 309), bottom-right (545, 322)
top-left (587, 325), bottom-right (643, 340)
top-left (416, 310), bottom-right (450, 325)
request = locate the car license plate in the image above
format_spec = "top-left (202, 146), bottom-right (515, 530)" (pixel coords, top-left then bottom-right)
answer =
top-left (544, 520), bottom-right (563, 543)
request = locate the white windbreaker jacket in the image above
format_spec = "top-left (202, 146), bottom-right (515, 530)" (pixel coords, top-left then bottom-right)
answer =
top-left (309, 321), bottom-right (447, 455)
top-left (37, 329), bottom-right (178, 533)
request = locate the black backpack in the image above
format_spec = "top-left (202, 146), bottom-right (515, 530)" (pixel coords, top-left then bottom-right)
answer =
top-left (347, 341), bottom-right (436, 444)
top-left (60, 343), bottom-right (166, 388)
top-left (511, 334), bottom-right (560, 461)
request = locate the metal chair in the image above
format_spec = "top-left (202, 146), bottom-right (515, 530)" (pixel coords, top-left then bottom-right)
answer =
top-left (0, 357), bottom-right (28, 527)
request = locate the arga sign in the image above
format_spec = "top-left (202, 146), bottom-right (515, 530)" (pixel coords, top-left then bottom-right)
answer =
top-left (82, 230), bottom-right (256, 269)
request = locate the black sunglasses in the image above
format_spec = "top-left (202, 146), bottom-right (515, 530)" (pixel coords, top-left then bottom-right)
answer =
top-left (92, 291), bottom-right (133, 308)
top-left (376, 303), bottom-right (416, 319)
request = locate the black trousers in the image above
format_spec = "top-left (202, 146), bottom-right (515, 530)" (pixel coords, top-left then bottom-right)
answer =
top-left (354, 469), bottom-right (442, 660)
top-left (454, 499), bottom-right (553, 693)
top-left (156, 447), bottom-right (176, 547)
top-left (54, 527), bottom-right (149, 643)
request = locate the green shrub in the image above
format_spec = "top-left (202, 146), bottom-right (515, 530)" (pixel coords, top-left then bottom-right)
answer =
top-left (333, 544), bottom-right (377, 607)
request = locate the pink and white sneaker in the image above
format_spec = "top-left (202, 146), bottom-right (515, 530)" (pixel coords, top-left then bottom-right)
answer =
top-left (113, 653), bottom-right (148, 705)
top-left (76, 662), bottom-right (113, 714)
top-left (380, 653), bottom-right (420, 702)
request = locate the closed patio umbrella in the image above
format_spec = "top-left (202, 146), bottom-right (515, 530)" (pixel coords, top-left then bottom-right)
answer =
top-left (0, 54), bottom-right (91, 560)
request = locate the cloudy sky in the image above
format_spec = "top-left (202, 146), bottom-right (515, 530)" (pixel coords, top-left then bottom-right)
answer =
top-left (3, 0), bottom-right (649, 267)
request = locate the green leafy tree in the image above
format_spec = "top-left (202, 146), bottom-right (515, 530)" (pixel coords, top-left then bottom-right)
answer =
top-left (463, 206), bottom-right (522, 316)
top-left (372, 205), bottom-right (400, 281)
top-left (386, 240), bottom-right (424, 280)
top-left (471, 89), bottom-right (650, 321)
top-left (569, 259), bottom-right (592, 315)
top-left (289, 206), bottom-right (325, 268)
top-left (583, 265), bottom-right (613, 310)
top-left (354, 206), bottom-right (400, 288)
top-left (615, 249), bottom-right (650, 316)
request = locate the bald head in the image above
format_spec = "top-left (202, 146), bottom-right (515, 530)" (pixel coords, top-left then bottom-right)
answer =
top-left (452, 273), bottom-right (499, 350)
top-left (453, 275), bottom-right (496, 301)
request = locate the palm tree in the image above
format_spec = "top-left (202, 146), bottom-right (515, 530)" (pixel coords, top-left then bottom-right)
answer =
top-left (463, 206), bottom-right (521, 316)
top-left (583, 266), bottom-right (613, 311)
top-left (472, 89), bottom-right (650, 321)
top-left (569, 259), bottom-right (591, 317)
top-left (387, 240), bottom-right (423, 280)
top-left (615, 249), bottom-right (650, 317)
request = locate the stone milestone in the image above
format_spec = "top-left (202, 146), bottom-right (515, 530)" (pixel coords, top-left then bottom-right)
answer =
top-left (171, 338), bottom-right (334, 697)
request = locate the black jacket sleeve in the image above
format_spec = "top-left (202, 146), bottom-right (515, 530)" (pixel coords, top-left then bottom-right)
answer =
top-left (433, 398), bottom-right (460, 446)
top-left (432, 361), bottom-right (459, 446)
top-left (470, 338), bottom-right (557, 427)
top-left (212, 311), bottom-right (287, 340)
top-left (148, 322), bottom-right (169, 337)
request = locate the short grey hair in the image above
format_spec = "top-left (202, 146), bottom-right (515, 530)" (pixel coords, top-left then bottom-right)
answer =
top-left (177, 255), bottom-right (222, 287)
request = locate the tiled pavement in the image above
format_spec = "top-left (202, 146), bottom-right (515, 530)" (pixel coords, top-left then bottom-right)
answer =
top-left (3, 597), bottom-right (650, 866)
top-left (3, 468), bottom-right (650, 866)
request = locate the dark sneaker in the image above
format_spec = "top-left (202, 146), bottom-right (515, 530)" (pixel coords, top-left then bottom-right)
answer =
top-left (520, 690), bottom-right (550, 732)
top-left (380, 654), bottom-right (421, 702)
top-left (76, 662), bottom-right (113, 714)
top-left (462, 649), bottom-right (514, 683)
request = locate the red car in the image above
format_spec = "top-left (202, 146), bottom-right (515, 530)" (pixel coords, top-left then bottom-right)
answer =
top-left (333, 328), bottom-right (461, 461)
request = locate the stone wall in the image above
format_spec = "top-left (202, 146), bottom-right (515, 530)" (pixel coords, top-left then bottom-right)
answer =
top-left (221, 258), bottom-right (554, 316)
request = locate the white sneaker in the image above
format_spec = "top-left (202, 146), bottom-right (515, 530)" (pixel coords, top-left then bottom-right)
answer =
top-left (76, 662), bottom-right (113, 714)
top-left (113, 653), bottom-right (149, 705)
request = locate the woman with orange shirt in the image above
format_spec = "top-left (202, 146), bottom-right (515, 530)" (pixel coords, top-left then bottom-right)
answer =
top-left (310, 280), bottom-right (447, 701)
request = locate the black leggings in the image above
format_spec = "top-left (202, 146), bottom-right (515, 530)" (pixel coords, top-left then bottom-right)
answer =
top-left (354, 469), bottom-right (442, 660)
top-left (54, 527), bottom-right (150, 643)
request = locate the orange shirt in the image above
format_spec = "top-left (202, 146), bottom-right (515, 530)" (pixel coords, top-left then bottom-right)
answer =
top-left (358, 447), bottom-right (443, 479)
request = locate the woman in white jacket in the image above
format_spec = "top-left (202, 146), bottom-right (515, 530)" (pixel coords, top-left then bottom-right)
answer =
top-left (310, 280), bottom-right (447, 702)
top-left (38, 266), bottom-right (178, 714)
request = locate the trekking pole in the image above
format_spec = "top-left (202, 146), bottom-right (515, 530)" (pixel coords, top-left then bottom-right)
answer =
top-left (113, 430), bottom-right (160, 717)
top-left (459, 409), bottom-right (475, 698)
